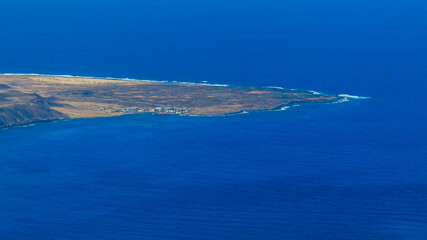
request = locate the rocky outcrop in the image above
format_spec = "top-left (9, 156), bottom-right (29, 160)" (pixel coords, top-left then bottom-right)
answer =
top-left (0, 92), bottom-right (67, 129)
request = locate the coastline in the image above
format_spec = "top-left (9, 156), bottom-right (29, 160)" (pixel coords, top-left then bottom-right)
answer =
top-left (0, 73), bottom-right (367, 97)
top-left (0, 73), bottom-right (367, 130)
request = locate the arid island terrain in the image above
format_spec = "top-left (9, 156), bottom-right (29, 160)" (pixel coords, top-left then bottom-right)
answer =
top-left (0, 74), bottom-right (342, 129)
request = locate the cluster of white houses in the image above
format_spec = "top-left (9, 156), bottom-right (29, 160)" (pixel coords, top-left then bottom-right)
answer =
top-left (108, 106), bottom-right (189, 115)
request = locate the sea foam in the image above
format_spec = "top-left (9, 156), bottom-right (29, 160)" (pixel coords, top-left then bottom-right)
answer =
top-left (1, 73), bottom-right (370, 106)
top-left (338, 94), bottom-right (371, 99)
top-left (0, 73), bottom-right (230, 87)
top-left (308, 90), bottom-right (322, 95)
top-left (334, 94), bottom-right (371, 103)
top-left (266, 86), bottom-right (284, 90)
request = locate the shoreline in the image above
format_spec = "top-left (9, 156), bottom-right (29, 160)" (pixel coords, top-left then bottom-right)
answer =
top-left (0, 73), bottom-right (369, 99)
top-left (0, 73), bottom-right (369, 130)
top-left (0, 98), bottom-right (344, 131)
top-left (0, 73), bottom-right (230, 87)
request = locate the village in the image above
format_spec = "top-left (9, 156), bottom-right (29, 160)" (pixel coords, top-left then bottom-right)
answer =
top-left (105, 106), bottom-right (190, 115)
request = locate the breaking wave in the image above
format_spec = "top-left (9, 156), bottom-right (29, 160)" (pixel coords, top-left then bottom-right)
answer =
top-left (308, 90), bottom-right (322, 95)
top-left (335, 94), bottom-right (371, 103)
top-left (266, 86), bottom-right (284, 90)
top-left (338, 94), bottom-right (371, 99)
top-left (0, 73), bottom-right (229, 87)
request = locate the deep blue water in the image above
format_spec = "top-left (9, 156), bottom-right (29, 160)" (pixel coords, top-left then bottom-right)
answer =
top-left (0, 0), bottom-right (426, 239)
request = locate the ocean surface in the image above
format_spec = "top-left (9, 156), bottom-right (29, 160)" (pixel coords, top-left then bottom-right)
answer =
top-left (0, 0), bottom-right (426, 239)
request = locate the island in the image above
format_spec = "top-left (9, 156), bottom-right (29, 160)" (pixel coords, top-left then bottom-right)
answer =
top-left (0, 74), bottom-right (343, 129)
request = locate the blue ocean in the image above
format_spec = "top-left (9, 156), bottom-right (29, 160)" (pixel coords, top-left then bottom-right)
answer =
top-left (0, 0), bottom-right (426, 239)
